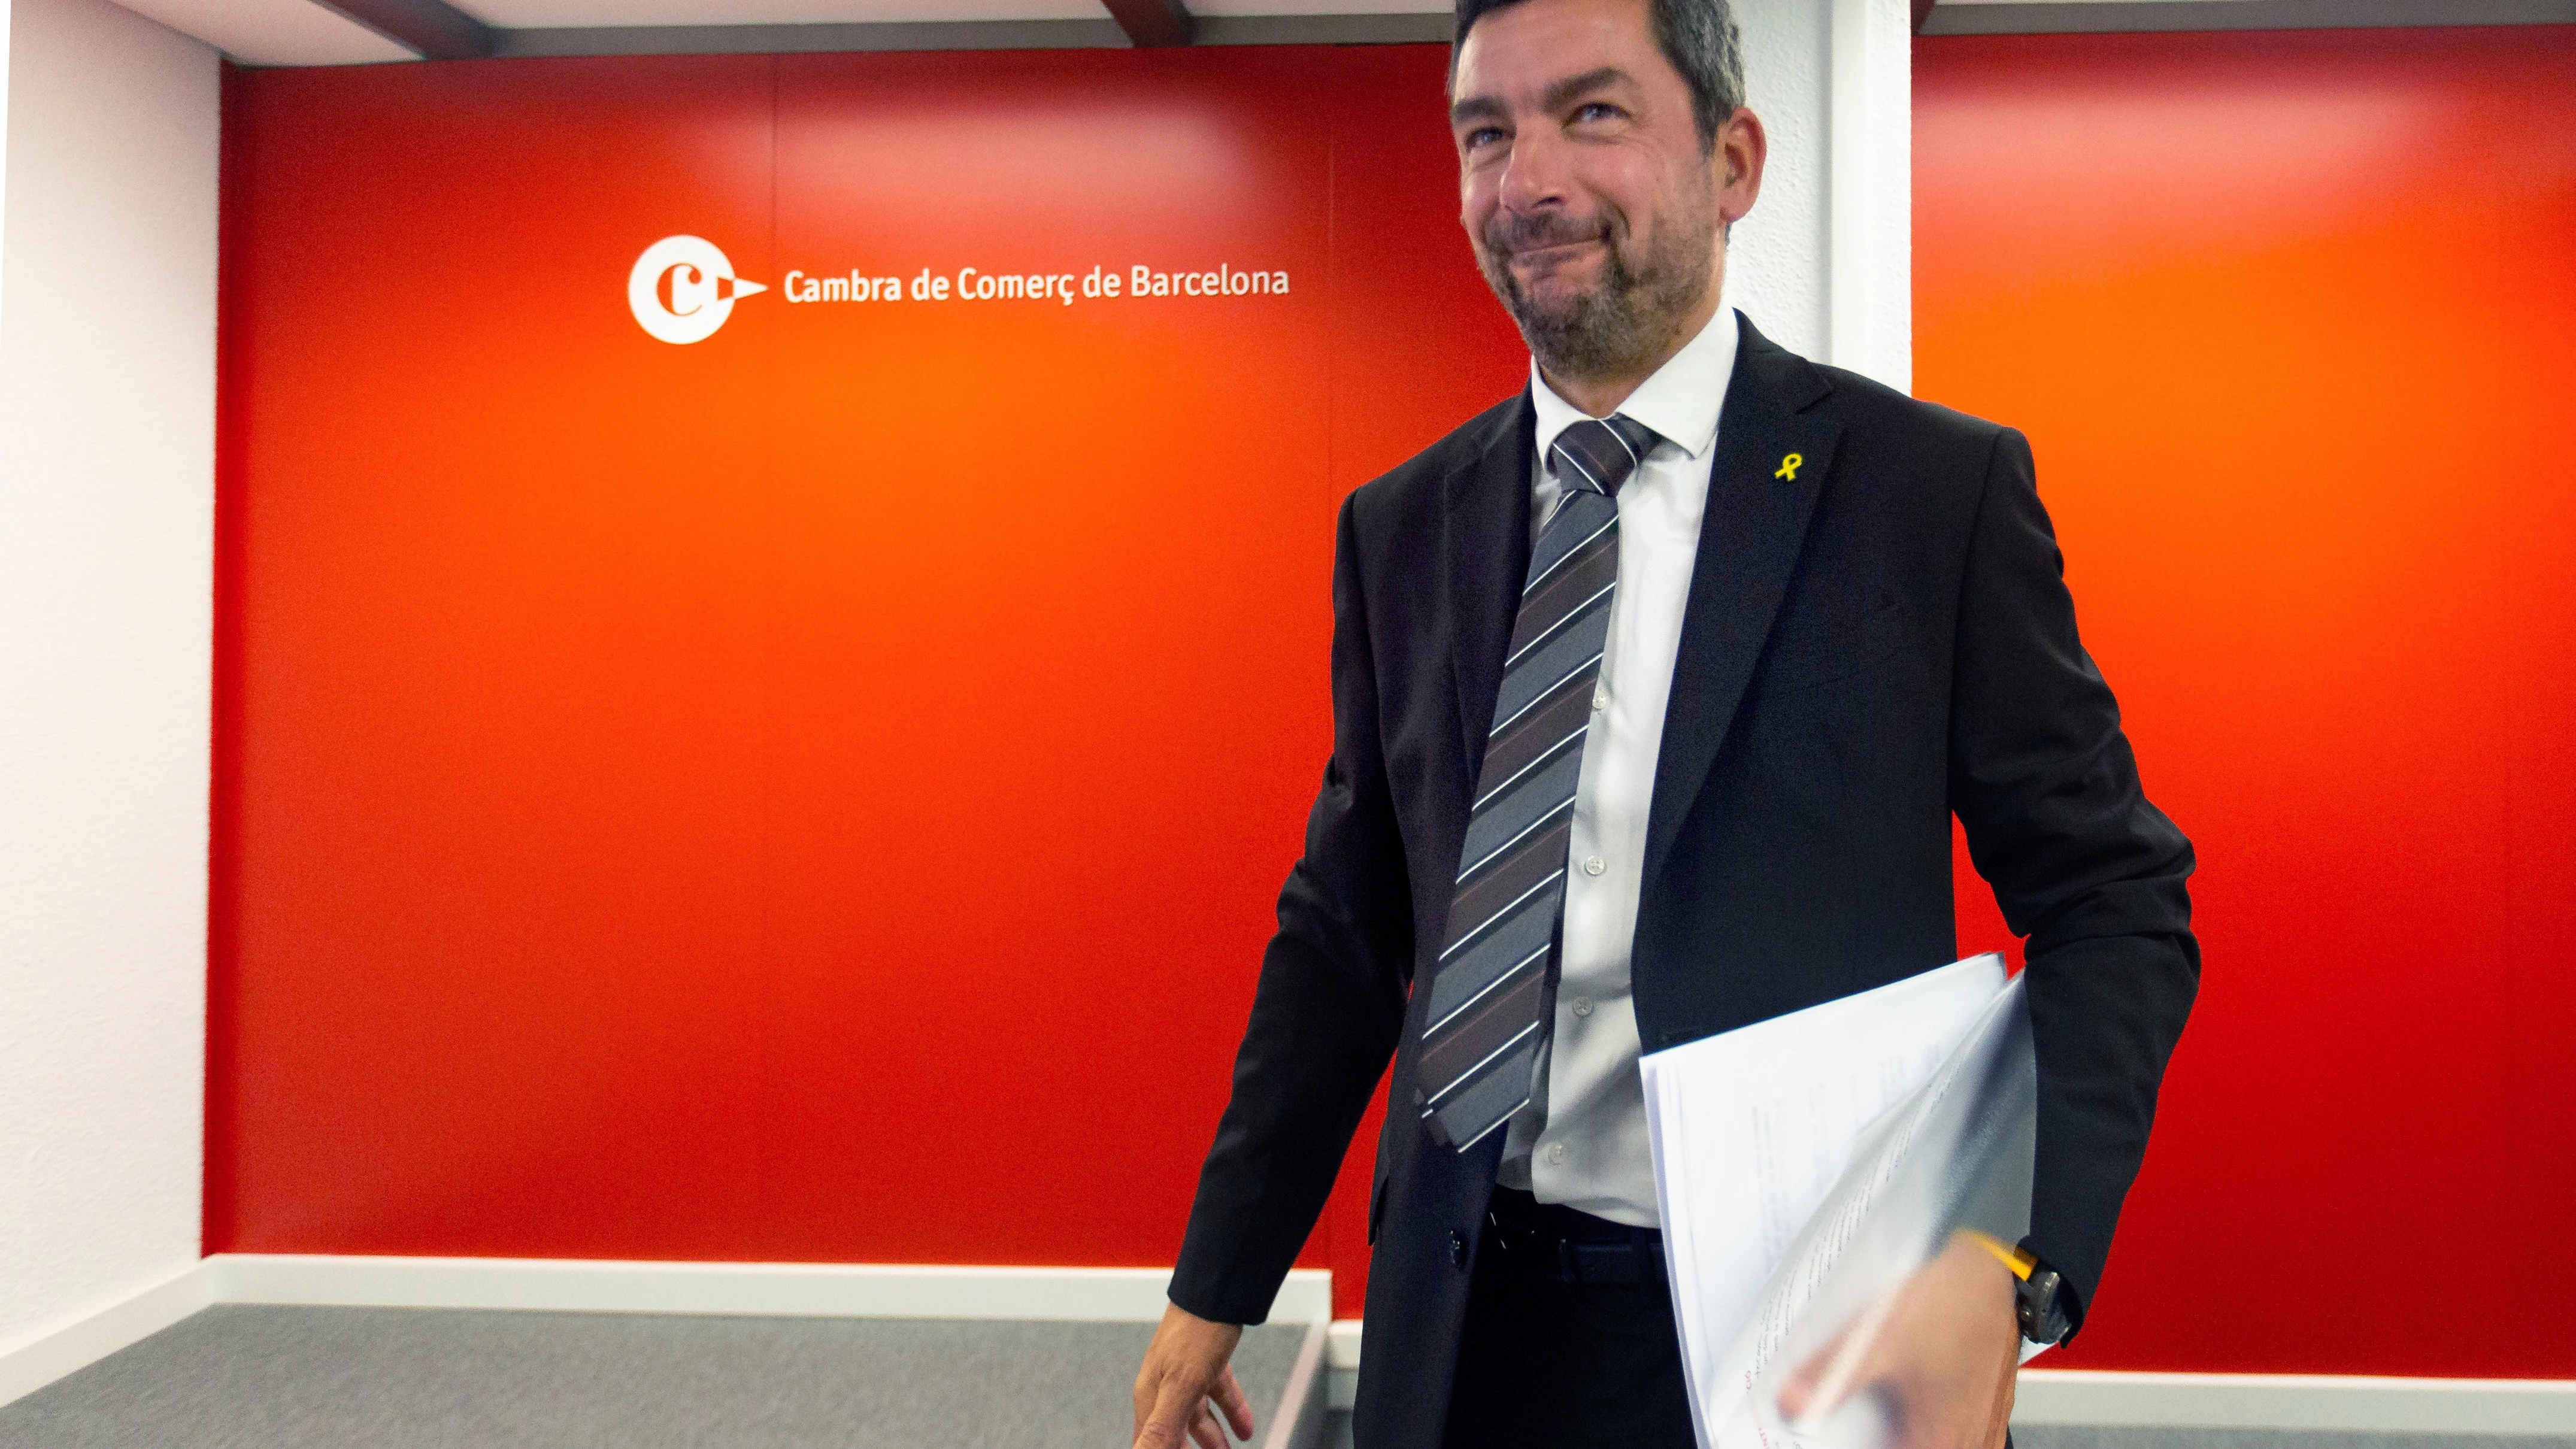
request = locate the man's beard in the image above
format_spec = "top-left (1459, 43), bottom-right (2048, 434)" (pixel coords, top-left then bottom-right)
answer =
top-left (1474, 199), bottom-right (1714, 383)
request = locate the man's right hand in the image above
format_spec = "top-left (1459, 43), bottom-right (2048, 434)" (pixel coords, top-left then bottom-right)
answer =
top-left (1132, 1301), bottom-right (1256, 1449)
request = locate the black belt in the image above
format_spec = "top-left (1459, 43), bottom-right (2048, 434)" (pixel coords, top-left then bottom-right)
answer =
top-left (1478, 1186), bottom-right (1668, 1287)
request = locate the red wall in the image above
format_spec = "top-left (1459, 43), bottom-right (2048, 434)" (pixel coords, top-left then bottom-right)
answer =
top-left (208, 47), bottom-right (1522, 1317)
top-left (215, 29), bottom-right (2576, 1372)
top-left (1922, 28), bottom-right (2576, 1375)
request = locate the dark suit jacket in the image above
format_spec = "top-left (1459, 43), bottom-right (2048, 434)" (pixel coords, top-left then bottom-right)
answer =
top-left (1168, 314), bottom-right (2198, 1448)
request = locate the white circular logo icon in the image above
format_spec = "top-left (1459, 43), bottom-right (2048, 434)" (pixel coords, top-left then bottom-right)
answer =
top-left (628, 235), bottom-right (767, 344)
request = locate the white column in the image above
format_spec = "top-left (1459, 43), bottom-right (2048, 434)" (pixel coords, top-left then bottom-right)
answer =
top-left (1722, 0), bottom-right (1913, 394)
top-left (1828, 0), bottom-right (1912, 393)
top-left (0, 0), bottom-right (220, 1369)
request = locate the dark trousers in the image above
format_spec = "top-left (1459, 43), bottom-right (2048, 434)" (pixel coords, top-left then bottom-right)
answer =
top-left (1438, 1188), bottom-right (1698, 1449)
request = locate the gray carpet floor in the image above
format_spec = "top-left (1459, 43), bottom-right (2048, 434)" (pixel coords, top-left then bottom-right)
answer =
top-left (0, 1306), bottom-right (1309, 1448)
top-left (1313, 1412), bottom-right (2574, 1449)
top-left (2010, 1435), bottom-right (2574, 1449)
top-left (8, 1310), bottom-right (2565, 1449)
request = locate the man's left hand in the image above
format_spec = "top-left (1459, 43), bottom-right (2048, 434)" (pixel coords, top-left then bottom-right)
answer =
top-left (1777, 1235), bottom-right (2023, 1449)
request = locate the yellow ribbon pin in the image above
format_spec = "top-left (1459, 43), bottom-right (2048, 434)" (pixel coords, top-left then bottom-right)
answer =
top-left (1775, 453), bottom-right (1804, 481)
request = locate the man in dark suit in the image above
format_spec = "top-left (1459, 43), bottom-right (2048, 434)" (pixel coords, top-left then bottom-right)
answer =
top-left (1131, 0), bottom-right (2197, 1442)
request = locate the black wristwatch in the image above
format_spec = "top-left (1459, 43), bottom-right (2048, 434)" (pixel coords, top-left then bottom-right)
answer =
top-left (2014, 1253), bottom-right (2074, 1347)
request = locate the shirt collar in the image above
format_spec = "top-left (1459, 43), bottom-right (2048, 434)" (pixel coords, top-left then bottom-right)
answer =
top-left (1529, 306), bottom-right (1739, 469)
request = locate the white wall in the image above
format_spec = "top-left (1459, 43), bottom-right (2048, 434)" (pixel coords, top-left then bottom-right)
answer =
top-left (1, 0), bottom-right (11, 310)
top-left (0, 0), bottom-right (220, 1363)
top-left (1724, 0), bottom-right (1911, 393)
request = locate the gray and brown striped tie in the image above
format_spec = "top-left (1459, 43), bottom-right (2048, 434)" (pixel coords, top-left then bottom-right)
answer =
top-left (1417, 413), bottom-right (1660, 1153)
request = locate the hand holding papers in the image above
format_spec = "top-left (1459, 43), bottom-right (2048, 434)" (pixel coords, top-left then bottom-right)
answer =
top-left (1772, 1232), bottom-right (2022, 1449)
top-left (1641, 956), bottom-right (2039, 1449)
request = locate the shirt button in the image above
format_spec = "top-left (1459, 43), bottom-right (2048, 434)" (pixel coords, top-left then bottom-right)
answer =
top-left (1548, 1142), bottom-right (1568, 1165)
top-left (1583, 856), bottom-right (1606, 876)
top-left (1449, 1229), bottom-right (1471, 1269)
top-left (1592, 689), bottom-right (1608, 711)
top-left (1572, 998), bottom-right (1593, 1018)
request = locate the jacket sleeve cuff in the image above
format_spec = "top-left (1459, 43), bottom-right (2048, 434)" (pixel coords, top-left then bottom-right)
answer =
top-left (1165, 1256), bottom-right (1276, 1327)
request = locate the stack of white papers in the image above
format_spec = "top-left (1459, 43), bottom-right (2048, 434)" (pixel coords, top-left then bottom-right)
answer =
top-left (1640, 954), bottom-right (2014, 1448)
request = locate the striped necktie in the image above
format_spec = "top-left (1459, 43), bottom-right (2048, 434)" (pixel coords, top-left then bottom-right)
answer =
top-left (1417, 414), bottom-right (1660, 1153)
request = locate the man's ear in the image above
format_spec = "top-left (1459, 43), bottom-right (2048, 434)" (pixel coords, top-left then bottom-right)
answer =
top-left (1716, 105), bottom-right (1767, 229)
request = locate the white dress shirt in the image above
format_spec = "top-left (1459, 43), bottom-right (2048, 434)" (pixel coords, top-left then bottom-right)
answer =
top-left (1495, 308), bottom-right (1739, 1227)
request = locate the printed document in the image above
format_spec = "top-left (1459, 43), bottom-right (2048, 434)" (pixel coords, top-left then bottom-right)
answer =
top-left (1640, 954), bottom-right (2009, 1447)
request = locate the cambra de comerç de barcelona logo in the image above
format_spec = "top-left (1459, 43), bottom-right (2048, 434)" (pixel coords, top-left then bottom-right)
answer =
top-left (627, 235), bottom-right (1292, 345)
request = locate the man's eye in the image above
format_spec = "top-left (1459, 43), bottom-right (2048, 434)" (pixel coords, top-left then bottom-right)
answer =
top-left (1465, 127), bottom-right (1506, 150)
top-left (1573, 102), bottom-right (1622, 123)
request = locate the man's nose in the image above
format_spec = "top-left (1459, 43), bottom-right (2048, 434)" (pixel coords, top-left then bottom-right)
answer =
top-left (1497, 125), bottom-right (1572, 216)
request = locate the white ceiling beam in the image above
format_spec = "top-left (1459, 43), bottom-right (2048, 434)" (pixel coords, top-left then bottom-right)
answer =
top-left (107, 0), bottom-right (414, 65)
top-left (307, 0), bottom-right (495, 57)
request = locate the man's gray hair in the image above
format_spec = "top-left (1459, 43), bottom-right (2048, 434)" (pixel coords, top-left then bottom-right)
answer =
top-left (1452, 0), bottom-right (1745, 153)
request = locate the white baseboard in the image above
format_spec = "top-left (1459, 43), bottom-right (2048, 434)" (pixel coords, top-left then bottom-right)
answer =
top-left (0, 1265), bottom-right (211, 1411)
top-left (207, 1254), bottom-right (1331, 1326)
top-left (1327, 1318), bottom-right (1364, 1409)
top-left (1328, 1317), bottom-right (1363, 1370)
top-left (1319, 1320), bottom-right (2574, 1433)
top-left (1262, 1319), bottom-right (1334, 1449)
top-left (2014, 1368), bottom-right (2576, 1433)
top-left (0, 1254), bottom-right (1330, 1411)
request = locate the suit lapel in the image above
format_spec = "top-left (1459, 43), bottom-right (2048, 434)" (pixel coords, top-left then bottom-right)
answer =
top-left (1442, 391), bottom-right (1536, 783)
top-left (1642, 318), bottom-right (1843, 886)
